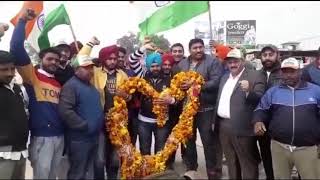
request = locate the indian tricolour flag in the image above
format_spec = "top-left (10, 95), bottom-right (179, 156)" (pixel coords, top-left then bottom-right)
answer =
top-left (138, 1), bottom-right (209, 40)
top-left (11, 1), bottom-right (71, 52)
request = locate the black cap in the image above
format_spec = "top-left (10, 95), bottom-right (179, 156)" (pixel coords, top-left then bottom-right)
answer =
top-left (0, 50), bottom-right (15, 64)
top-left (261, 44), bottom-right (278, 54)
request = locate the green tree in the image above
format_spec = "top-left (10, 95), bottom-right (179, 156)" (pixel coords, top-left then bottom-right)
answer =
top-left (117, 33), bottom-right (171, 54)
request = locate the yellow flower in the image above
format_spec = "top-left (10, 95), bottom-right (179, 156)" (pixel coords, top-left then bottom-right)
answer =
top-left (106, 71), bottom-right (204, 179)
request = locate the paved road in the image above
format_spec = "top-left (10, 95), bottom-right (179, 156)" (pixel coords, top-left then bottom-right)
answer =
top-left (25, 130), bottom-right (267, 179)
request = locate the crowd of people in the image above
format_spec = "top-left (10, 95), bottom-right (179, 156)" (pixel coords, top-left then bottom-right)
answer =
top-left (0, 9), bottom-right (320, 180)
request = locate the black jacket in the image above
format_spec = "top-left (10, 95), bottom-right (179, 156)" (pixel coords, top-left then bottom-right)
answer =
top-left (259, 62), bottom-right (282, 89)
top-left (163, 72), bottom-right (183, 126)
top-left (139, 72), bottom-right (172, 120)
top-left (0, 83), bottom-right (28, 151)
top-left (55, 65), bottom-right (74, 85)
top-left (177, 54), bottom-right (223, 111)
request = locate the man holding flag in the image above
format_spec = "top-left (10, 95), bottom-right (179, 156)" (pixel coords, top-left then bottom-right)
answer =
top-left (11, 1), bottom-right (72, 52)
top-left (10, 9), bottom-right (65, 179)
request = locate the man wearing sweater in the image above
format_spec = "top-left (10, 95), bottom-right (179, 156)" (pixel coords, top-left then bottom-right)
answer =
top-left (10, 9), bottom-right (65, 179)
top-left (0, 50), bottom-right (29, 179)
top-left (58, 55), bottom-right (103, 179)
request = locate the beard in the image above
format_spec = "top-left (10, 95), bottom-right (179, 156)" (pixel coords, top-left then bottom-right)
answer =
top-left (151, 71), bottom-right (160, 78)
top-left (262, 60), bottom-right (277, 70)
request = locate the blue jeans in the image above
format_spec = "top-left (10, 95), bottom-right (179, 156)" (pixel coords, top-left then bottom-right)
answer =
top-left (67, 137), bottom-right (98, 180)
top-left (138, 120), bottom-right (171, 155)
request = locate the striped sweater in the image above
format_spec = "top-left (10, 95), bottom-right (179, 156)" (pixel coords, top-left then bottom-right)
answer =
top-left (129, 47), bottom-right (147, 78)
top-left (10, 19), bottom-right (64, 137)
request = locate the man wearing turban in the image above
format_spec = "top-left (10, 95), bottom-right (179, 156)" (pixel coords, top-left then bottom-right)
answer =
top-left (128, 42), bottom-right (177, 168)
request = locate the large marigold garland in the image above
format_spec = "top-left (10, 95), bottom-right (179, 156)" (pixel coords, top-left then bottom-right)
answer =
top-left (106, 71), bottom-right (204, 179)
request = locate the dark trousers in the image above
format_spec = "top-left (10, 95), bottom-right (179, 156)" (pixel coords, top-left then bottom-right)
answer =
top-left (219, 119), bottom-right (260, 179)
top-left (184, 110), bottom-right (223, 179)
top-left (257, 134), bottom-right (274, 179)
top-left (128, 109), bottom-right (139, 145)
top-left (67, 138), bottom-right (98, 180)
top-left (105, 134), bottom-right (120, 179)
top-left (138, 120), bottom-right (171, 155)
top-left (94, 131), bottom-right (120, 180)
top-left (94, 132), bottom-right (106, 179)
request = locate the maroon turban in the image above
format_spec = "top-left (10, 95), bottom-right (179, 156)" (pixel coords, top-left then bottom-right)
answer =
top-left (162, 53), bottom-right (175, 66)
top-left (99, 45), bottom-right (119, 61)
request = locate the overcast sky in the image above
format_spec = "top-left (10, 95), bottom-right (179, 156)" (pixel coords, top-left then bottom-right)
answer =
top-left (1, 1), bottom-right (320, 56)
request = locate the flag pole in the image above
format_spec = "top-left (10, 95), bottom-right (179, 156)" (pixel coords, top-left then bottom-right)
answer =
top-left (208, 1), bottom-right (213, 40)
top-left (208, 1), bottom-right (214, 56)
top-left (69, 23), bottom-right (79, 53)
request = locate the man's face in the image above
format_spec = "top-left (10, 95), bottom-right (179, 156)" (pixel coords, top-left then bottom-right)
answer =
top-left (190, 42), bottom-right (204, 60)
top-left (281, 68), bottom-right (300, 87)
top-left (104, 53), bottom-right (117, 71)
top-left (226, 58), bottom-right (244, 76)
top-left (150, 63), bottom-right (161, 76)
top-left (0, 63), bottom-right (15, 84)
top-left (57, 46), bottom-right (71, 64)
top-left (261, 49), bottom-right (278, 69)
top-left (211, 47), bottom-right (217, 57)
top-left (42, 52), bottom-right (60, 74)
top-left (117, 51), bottom-right (125, 69)
top-left (76, 65), bottom-right (94, 82)
top-left (162, 61), bottom-right (172, 75)
top-left (171, 46), bottom-right (184, 63)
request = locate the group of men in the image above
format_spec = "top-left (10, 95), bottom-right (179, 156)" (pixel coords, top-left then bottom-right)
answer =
top-left (0, 9), bottom-right (320, 180)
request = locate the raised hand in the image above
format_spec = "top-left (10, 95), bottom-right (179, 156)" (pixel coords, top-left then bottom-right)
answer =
top-left (89, 36), bottom-right (100, 46)
top-left (21, 8), bottom-right (37, 21)
top-left (143, 37), bottom-right (156, 51)
top-left (0, 23), bottom-right (9, 41)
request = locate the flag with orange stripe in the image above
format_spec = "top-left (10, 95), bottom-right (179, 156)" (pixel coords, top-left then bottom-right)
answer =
top-left (11, 1), bottom-right (43, 51)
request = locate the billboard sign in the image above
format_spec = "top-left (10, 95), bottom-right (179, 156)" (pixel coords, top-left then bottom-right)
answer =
top-left (226, 20), bottom-right (256, 46)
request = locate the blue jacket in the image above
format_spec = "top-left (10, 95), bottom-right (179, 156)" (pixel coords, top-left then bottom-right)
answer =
top-left (253, 81), bottom-right (320, 146)
top-left (302, 63), bottom-right (320, 86)
top-left (10, 19), bottom-right (64, 137)
top-left (58, 76), bottom-right (104, 140)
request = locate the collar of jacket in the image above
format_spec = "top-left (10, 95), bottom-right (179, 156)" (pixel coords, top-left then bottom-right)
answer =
top-left (101, 67), bottom-right (121, 75)
top-left (262, 61), bottom-right (281, 73)
top-left (58, 61), bottom-right (71, 70)
top-left (279, 80), bottom-right (308, 90)
top-left (187, 54), bottom-right (207, 64)
top-left (38, 68), bottom-right (55, 78)
top-left (145, 71), bottom-right (165, 80)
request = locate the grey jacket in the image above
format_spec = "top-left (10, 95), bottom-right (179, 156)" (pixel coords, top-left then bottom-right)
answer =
top-left (214, 69), bottom-right (266, 136)
top-left (177, 54), bottom-right (223, 111)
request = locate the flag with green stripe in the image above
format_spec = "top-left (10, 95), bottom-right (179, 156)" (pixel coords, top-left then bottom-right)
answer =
top-left (38, 4), bottom-right (71, 50)
top-left (139, 1), bottom-right (209, 40)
